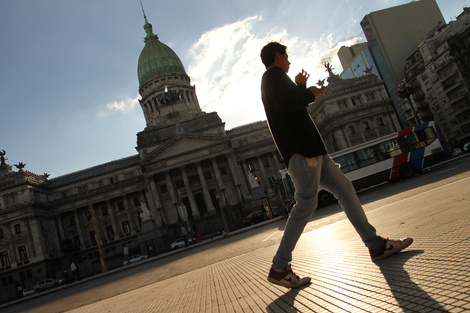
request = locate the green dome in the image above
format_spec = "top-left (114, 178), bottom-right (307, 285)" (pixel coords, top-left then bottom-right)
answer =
top-left (137, 19), bottom-right (187, 87)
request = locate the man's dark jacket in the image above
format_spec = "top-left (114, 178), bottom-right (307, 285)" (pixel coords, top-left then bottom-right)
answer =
top-left (261, 66), bottom-right (327, 167)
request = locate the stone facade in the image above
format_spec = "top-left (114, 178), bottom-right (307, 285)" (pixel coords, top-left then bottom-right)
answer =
top-left (400, 8), bottom-right (470, 147)
top-left (308, 74), bottom-right (400, 153)
top-left (0, 119), bottom-right (283, 301)
top-left (0, 18), bottom-right (285, 301)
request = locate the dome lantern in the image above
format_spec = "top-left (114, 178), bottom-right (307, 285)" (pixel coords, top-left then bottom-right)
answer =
top-left (137, 17), bottom-right (187, 88)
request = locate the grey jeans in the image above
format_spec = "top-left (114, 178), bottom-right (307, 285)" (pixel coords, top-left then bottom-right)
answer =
top-left (272, 154), bottom-right (382, 270)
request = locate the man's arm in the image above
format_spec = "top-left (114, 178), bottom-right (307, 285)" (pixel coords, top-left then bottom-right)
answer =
top-left (265, 67), bottom-right (315, 112)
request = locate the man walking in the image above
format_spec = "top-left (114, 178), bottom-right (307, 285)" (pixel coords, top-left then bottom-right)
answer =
top-left (260, 42), bottom-right (413, 289)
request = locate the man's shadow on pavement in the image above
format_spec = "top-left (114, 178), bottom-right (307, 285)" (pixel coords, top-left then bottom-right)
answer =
top-left (375, 250), bottom-right (447, 312)
top-left (266, 284), bottom-right (309, 313)
top-left (266, 251), bottom-right (446, 312)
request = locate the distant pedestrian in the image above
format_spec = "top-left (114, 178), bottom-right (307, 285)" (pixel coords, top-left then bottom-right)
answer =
top-left (70, 260), bottom-right (80, 282)
top-left (260, 41), bottom-right (413, 289)
top-left (122, 244), bottom-right (129, 262)
top-left (181, 225), bottom-right (188, 247)
top-left (61, 267), bottom-right (70, 284)
top-left (193, 224), bottom-right (200, 242)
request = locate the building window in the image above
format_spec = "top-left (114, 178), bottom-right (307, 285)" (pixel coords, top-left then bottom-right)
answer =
top-left (0, 228), bottom-right (3, 239)
top-left (14, 224), bottom-right (22, 234)
top-left (188, 175), bottom-right (200, 184)
top-left (117, 202), bottom-right (124, 211)
top-left (351, 96), bottom-right (362, 106)
top-left (348, 126), bottom-right (356, 135)
top-left (122, 221), bottom-right (131, 235)
top-left (18, 246), bottom-right (28, 262)
top-left (101, 207), bottom-right (108, 216)
top-left (132, 197), bottom-right (140, 206)
top-left (73, 235), bottom-right (81, 248)
top-left (219, 167), bottom-right (227, 175)
top-left (203, 171), bottom-right (212, 180)
top-left (1, 251), bottom-right (11, 268)
top-left (377, 118), bottom-right (384, 126)
top-left (269, 176), bottom-right (276, 188)
top-left (262, 158), bottom-right (270, 168)
top-left (160, 184), bottom-right (168, 193)
top-left (238, 139), bottom-right (248, 146)
top-left (248, 163), bottom-right (255, 172)
top-left (106, 226), bottom-right (114, 241)
top-left (89, 231), bottom-right (97, 246)
top-left (69, 216), bottom-right (76, 226)
top-left (363, 122), bottom-right (370, 130)
top-left (365, 92), bottom-right (376, 101)
top-left (175, 179), bottom-right (184, 189)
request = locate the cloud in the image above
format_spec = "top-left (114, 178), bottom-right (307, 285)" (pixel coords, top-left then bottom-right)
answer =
top-left (103, 95), bottom-right (141, 113)
top-left (187, 16), bottom-right (364, 129)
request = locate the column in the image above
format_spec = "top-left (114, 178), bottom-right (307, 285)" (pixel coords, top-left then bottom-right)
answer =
top-left (164, 171), bottom-right (178, 205)
top-left (343, 128), bottom-right (352, 147)
top-left (164, 170), bottom-right (179, 223)
top-left (149, 177), bottom-right (166, 227)
top-left (271, 152), bottom-right (281, 171)
top-left (143, 175), bottom-right (161, 224)
top-left (196, 161), bottom-right (215, 213)
top-left (74, 209), bottom-right (88, 248)
top-left (56, 214), bottom-right (66, 242)
top-left (226, 154), bottom-right (247, 203)
top-left (211, 157), bottom-right (227, 205)
top-left (180, 166), bottom-right (200, 219)
top-left (107, 200), bottom-right (121, 238)
top-left (240, 161), bottom-right (251, 190)
top-left (123, 196), bottom-right (138, 233)
top-left (30, 218), bottom-right (50, 260)
top-left (257, 156), bottom-right (272, 193)
top-left (25, 218), bottom-right (37, 258)
top-left (5, 223), bottom-right (18, 264)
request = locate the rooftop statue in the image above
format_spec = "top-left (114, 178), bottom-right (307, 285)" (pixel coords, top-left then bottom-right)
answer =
top-left (0, 150), bottom-right (6, 166)
top-left (14, 162), bottom-right (26, 171)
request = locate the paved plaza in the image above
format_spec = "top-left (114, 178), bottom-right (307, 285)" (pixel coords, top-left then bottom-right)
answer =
top-left (65, 172), bottom-right (470, 313)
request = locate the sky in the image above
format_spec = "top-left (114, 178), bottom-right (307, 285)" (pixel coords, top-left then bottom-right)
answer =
top-left (0, 0), bottom-right (467, 178)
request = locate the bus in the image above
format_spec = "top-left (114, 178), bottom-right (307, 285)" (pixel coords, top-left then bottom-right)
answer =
top-left (330, 121), bottom-right (451, 192)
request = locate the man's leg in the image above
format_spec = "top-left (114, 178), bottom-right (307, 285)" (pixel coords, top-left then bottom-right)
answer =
top-left (319, 155), bottom-right (413, 260)
top-left (319, 155), bottom-right (381, 248)
top-left (272, 154), bottom-right (323, 270)
top-left (268, 154), bottom-right (323, 288)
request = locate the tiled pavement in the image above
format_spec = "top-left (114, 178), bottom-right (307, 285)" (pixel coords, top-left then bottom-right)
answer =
top-left (69, 176), bottom-right (470, 313)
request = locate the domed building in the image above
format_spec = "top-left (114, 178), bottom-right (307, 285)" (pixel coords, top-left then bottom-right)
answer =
top-left (0, 15), bottom-right (283, 300)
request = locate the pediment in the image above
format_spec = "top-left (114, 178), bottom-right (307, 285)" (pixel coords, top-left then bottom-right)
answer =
top-left (142, 134), bottom-right (229, 165)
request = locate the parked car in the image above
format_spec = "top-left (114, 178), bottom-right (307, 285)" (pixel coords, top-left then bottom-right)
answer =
top-left (32, 278), bottom-right (63, 292)
top-left (463, 142), bottom-right (470, 153)
top-left (123, 254), bottom-right (148, 265)
top-left (452, 148), bottom-right (463, 157)
top-left (22, 287), bottom-right (35, 297)
top-left (170, 237), bottom-right (196, 249)
top-left (242, 210), bottom-right (264, 226)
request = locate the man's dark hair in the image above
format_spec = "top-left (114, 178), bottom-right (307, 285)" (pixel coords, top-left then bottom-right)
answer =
top-left (260, 42), bottom-right (287, 68)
